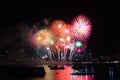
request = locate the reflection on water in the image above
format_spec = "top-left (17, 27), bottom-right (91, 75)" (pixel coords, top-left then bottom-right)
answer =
top-left (0, 65), bottom-right (120, 80)
top-left (109, 67), bottom-right (114, 80)
top-left (28, 66), bottom-right (94, 80)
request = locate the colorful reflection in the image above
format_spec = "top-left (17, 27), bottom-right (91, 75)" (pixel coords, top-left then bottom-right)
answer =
top-left (71, 75), bottom-right (94, 80)
top-left (43, 66), bottom-right (94, 80)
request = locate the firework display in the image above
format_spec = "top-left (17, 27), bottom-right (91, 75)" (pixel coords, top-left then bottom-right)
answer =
top-left (30, 15), bottom-right (92, 61)
top-left (32, 29), bottom-right (53, 48)
top-left (71, 15), bottom-right (92, 41)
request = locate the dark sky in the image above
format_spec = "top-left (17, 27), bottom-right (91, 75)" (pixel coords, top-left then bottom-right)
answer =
top-left (0, 0), bottom-right (120, 56)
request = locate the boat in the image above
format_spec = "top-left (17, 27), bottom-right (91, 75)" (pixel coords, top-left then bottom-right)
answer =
top-left (48, 65), bottom-right (65, 70)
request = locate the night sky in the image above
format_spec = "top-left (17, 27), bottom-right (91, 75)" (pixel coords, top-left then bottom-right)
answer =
top-left (0, 0), bottom-right (120, 56)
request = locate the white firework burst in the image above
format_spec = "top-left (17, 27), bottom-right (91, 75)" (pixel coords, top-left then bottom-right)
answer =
top-left (71, 15), bottom-right (92, 41)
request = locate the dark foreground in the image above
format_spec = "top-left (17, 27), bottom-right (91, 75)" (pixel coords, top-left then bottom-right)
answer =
top-left (0, 63), bottom-right (120, 80)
